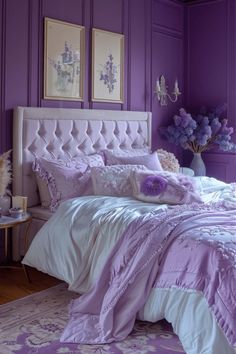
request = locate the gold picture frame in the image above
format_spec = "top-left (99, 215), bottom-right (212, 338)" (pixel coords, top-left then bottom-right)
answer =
top-left (44, 17), bottom-right (85, 101)
top-left (92, 28), bottom-right (124, 103)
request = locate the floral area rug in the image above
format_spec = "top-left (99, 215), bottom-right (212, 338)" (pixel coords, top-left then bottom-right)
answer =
top-left (0, 283), bottom-right (185, 354)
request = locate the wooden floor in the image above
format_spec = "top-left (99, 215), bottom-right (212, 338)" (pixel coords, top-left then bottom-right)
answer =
top-left (0, 264), bottom-right (61, 305)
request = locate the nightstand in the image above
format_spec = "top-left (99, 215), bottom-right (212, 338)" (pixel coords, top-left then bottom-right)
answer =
top-left (0, 213), bottom-right (32, 282)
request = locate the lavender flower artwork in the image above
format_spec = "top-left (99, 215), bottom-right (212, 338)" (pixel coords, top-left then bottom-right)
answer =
top-left (49, 41), bottom-right (80, 94)
top-left (141, 175), bottom-right (167, 196)
top-left (100, 54), bottom-right (118, 94)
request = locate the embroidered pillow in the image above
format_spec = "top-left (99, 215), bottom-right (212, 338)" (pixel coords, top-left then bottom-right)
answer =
top-left (130, 170), bottom-right (202, 205)
top-left (71, 153), bottom-right (104, 169)
top-left (91, 165), bottom-right (147, 197)
top-left (104, 151), bottom-right (163, 171)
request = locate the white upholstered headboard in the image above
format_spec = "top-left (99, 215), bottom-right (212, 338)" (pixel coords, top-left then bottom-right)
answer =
top-left (13, 107), bottom-right (152, 207)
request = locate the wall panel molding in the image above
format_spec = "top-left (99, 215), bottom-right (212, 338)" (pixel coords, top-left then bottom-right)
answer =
top-left (187, 0), bottom-right (225, 8)
top-left (122, 0), bottom-right (129, 111)
top-left (152, 0), bottom-right (183, 34)
top-left (186, 0), bottom-right (228, 109)
top-left (152, 24), bottom-right (183, 39)
top-left (145, 0), bottom-right (152, 112)
top-left (152, 27), bottom-right (183, 41)
top-left (204, 152), bottom-right (236, 182)
top-left (38, 0), bottom-right (42, 106)
top-left (0, 0), bottom-right (6, 152)
top-left (226, 0), bottom-right (236, 128)
top-left (81, 0), bottom-right (90, 109)
top-left (27, 0), bottom-right (32, 106)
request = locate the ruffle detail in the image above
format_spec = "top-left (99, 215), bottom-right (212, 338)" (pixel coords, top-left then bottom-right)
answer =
top-left (32, 158), bottom-right (60, 211)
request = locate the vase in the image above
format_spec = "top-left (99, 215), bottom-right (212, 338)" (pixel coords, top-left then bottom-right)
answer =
top-left (0, 195), bottom-right (11, 215)
top-left (190, 153), bottom-right (206, 176)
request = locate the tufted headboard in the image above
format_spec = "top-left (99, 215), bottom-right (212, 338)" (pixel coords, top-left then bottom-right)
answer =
top-left (13, 107), bottom-right (152, 207)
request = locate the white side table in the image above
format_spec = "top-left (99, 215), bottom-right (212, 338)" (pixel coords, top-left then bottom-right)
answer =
top-left (0, 212), bottom-right (32, 282)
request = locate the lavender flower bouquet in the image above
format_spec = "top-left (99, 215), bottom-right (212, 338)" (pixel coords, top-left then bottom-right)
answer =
top-left (162, 106), bottom-right (235, 153)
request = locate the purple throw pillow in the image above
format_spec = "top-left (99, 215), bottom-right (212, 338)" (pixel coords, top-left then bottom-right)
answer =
top-left (130, 170), bottom-right (203, 205)
top-left (105, 151), bottom-right (163, 171)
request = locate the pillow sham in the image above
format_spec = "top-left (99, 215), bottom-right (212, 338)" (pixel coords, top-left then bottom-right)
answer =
top-left (104, 150), bottom-right (163, 171)
top-left (33, 158), bottom-right (85, 208)
top-left (130, 170), bottom-right (203, 205)
top-left (71, 153), bottom-right (105, 169)
top-left (33, 158), bottom-right (86, 211)
top-left (33, 154), bottom-right (105, 210)
top-left (103, 148), bottom-right (150, 165)
top-left (91, 164), bottom-right (147, 197)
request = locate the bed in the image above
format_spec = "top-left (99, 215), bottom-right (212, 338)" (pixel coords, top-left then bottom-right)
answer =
top-left (13, 106), bottom-right (236, 354)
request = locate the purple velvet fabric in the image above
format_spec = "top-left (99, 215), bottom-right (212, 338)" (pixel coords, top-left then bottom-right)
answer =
top-left (61, 203), bottom-right (236, 347)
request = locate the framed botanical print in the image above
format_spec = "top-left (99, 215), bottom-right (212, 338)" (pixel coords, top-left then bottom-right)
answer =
top-left (44, 17), bottom-right (85, 101)
top-left (92, 28), bottom-right (124, 103)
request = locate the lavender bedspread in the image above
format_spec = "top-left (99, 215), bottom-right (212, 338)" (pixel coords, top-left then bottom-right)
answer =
top-left (61, 202), bottom-right (236, 347)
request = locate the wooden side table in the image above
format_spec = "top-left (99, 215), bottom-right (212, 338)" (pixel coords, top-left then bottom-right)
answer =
top-left (0, 212), bottom-right (32, 282)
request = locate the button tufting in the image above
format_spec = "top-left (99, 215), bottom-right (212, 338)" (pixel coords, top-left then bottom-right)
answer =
top-left (37, 124), bottom-right (47, 137)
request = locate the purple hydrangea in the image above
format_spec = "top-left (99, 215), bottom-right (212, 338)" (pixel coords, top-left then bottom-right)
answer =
top-left (141, 175), bottom-right (167, 196)
top-left (162, 105), bottom-right (236, 153)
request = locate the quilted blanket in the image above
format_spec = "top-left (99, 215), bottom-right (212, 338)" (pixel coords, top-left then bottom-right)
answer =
top-left (61, 202), bottom-right (236, 347)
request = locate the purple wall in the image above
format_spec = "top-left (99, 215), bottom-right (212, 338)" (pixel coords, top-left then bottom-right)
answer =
top-left (151, 0), bottom-right (184, 154)
top-left (185, 0), bottom-right (236, 182)
top-left (0, 0), bottom-right (184, 156)
top-left (2, 0), bottom-right (235, 183)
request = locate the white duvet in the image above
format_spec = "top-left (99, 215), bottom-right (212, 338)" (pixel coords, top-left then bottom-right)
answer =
top-left (23, 177), bottom-right (236, 354)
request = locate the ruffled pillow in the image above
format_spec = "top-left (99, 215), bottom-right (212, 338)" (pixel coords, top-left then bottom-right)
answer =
top-left (91, 165), bottom-right (147, 197)
top-left (156, 149), bottom-right (180, 173)
top-left (33, 154), bottom-right (104, 210)
top-left (130, 170), bottom-right (202, 205)
top-left (104, 150), bottom-right (163, 171)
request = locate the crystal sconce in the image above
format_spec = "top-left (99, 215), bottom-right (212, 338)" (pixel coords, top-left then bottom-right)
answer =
top-left (155, 75), bottom-right (181, 106)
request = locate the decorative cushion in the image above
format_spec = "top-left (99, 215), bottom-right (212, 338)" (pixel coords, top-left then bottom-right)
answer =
top-left (104, 150), bottom-right (163, 171)
top-left (156, 149), bottom-right (180, 173)
top-left (33, 154), bottom-right (104, 210)
top-left (71, 153), bottom-right (105, 169)
top-left (130, 170), bottom-right (202, 205)
top-left (103, 147), bottom-right (150, 162)
top-left (91, 165), bottom-right (147, 197)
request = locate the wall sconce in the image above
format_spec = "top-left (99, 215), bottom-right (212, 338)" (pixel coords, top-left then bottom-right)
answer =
top-left (155, 75), bottom-right (181, 106)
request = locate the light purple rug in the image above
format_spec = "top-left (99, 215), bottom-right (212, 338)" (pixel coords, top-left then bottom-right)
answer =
top-left (0, 283), bottom-right (185, 354)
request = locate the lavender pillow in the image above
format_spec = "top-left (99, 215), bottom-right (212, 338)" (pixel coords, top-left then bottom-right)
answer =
top-left (71, 153), bottom-right (104, 169)
top-left (33, 158), bottom-right (87, 211)
top-left (91, 165), bottom-right (147, 197)
top-left (33, 154), bottom-right (105, 209)
top-left (105, 150), bottom-right (163, 171)
top-left (130, 170), bottom-right (203, 205)
top-left (103, 148), bottom-right (151, 164)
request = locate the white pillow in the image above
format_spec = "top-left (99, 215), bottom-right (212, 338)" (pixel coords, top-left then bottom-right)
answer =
top-left (91, 165), bottom-right (147, 197)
